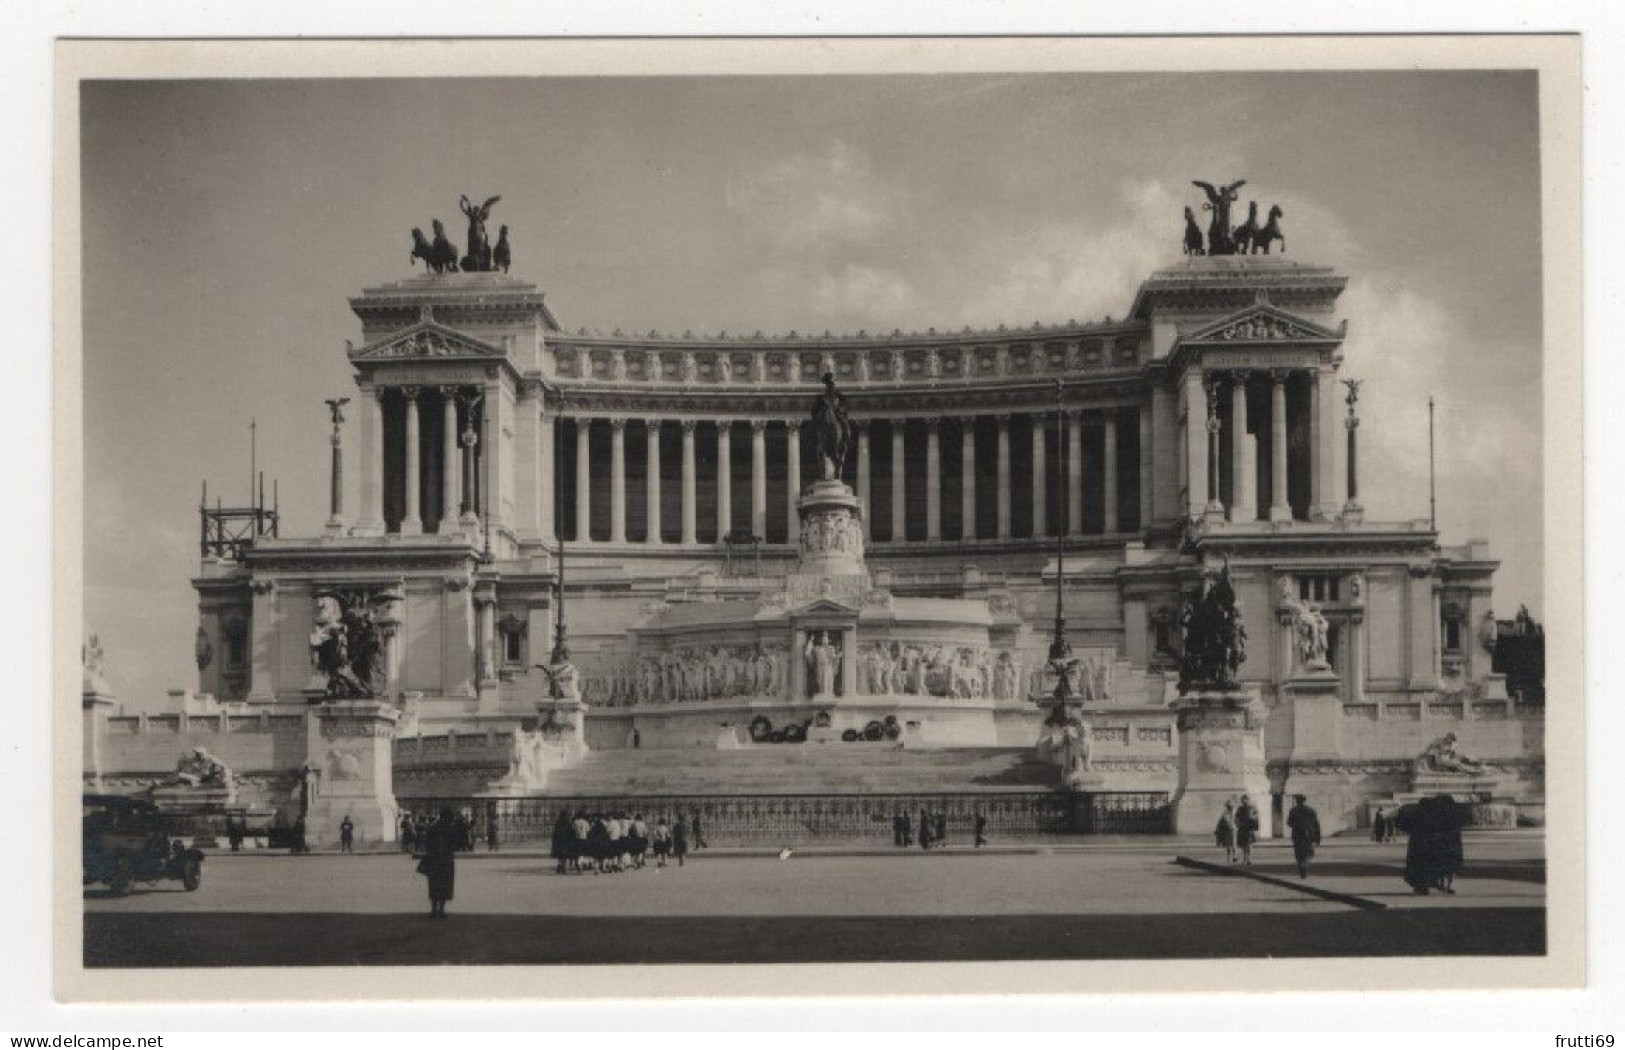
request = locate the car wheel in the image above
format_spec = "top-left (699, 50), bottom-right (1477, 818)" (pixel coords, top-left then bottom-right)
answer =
top-left (182, 859), bottom-right (202, 892)
top-left (109, 860), bottom-right (131, 897)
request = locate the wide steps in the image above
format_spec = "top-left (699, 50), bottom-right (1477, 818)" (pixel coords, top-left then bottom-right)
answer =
top-left (542, 746), bottom-right (1059, 796)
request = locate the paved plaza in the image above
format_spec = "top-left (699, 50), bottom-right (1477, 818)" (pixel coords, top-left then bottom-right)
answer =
top-left (83, 834), bottom-right (1545, 966)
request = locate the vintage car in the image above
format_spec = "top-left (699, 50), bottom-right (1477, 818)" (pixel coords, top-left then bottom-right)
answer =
top-left (82, 794), bottom-right (203, 895)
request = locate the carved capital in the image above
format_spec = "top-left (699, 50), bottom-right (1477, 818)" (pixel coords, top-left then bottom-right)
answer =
top-left (608, 416), bottom-right (628, 432)
top-left (250, 579), bottom-right (276, 596)
top-left (679, 419), bottom-right (699, 434)
top-left (398, 385), bottom-right (421, 402)
top-left (437, 384), bottom-right (464, 399)
top-left (1269, 369), bottom-right (1294, 385)
top-left (750, 418), bottom-right (769, 434)
top-left (445, 575), bottom-right (471, 592)
top-left (785, 419), bottom-right (801, 434)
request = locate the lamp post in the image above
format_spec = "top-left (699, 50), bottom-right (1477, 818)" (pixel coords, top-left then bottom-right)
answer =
top-left (1045, 379), bottom-right (1079, 728)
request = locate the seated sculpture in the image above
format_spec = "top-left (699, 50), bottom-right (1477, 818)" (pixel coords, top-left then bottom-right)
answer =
top-left (167, 746), bottom-right (234, 789)
top-left (1418, 732), bottom-right (1487, 776)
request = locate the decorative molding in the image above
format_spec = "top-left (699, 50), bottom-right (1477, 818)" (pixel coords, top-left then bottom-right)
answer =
top-left (351, 321), bottom-right (502, 362)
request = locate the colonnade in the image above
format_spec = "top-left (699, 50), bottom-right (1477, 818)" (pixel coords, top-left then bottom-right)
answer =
top-left (359, 384), bottom-right (485, 537)
top-left (1183, 366), bottom-right (1344, 524)
top-left (560, 411), bottom-right (1136, 546)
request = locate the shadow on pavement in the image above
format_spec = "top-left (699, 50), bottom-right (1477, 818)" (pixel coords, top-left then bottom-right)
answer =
top-left (85, 908), bottom-right (1545, 967)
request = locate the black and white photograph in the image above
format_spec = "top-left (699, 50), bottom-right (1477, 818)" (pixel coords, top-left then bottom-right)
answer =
top-left (49, 36), bottom-right (1585, 1004)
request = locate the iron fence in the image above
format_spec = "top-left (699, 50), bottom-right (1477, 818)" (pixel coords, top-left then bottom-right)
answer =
top-left (399, 790), bottom-right (1172, 846)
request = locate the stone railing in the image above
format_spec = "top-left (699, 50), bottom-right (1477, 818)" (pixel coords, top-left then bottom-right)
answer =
top-left (550, 331), bottom-right (1145, 388)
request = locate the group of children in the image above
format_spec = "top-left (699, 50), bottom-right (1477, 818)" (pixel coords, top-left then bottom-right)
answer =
top-left (549, 811), bottom-right (707, 874)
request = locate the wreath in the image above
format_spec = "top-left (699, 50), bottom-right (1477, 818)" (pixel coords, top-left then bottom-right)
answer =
top-left (783, 723), bottom-right (806, 743)
top-left (841, 728), bottom-right (860, 742)
top-left (862, 720), bottom-right (884, 741)
top-left (749, 715), bottom-right (773, 742)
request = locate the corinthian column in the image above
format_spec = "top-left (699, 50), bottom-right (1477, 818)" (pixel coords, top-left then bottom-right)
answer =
top-left (1269, 371), bottom-right (1291, 522)
top-left (575, 417), bottom-right (592, 541)
top-left (1103, 408), bottom-right (1120, 533)
top-left (440, 388), bottom-right (460, 531)
top-left (1067, 411), bottom-right (1083, 536)
top-left (856, 422), bottom-right (871, 537)
top-left (539, 409), bottom-right (556, 542)
top-left (1204, 381), bottom-right (1224, 521)
top-left (610, 418), bottom-right (628, 543)
top-left (996, 415), bottom-right (1012, 540)
top-left (1230, 374), bottom-right (1254, 523)
top-left (750, 419), bottom-right (767, 540)
top-left (400, 387), bottom-right (423, 536)
top-left (786, 421), bottom-right (802, 543)
top-left (890, 423), bottom-right (906, 541)
top-left (1031, 414), bottom-right (1047, 537)
top-left (961, 417), bottom-right (977, 540)
top-left (1183, 369), bottom-right (1207, 520)
top-left (680, 420), bottom-right (698, 544)
top-left (359, 386), bottom-right (384, 536)
top-left (645, 420), bottom-right (662, 544)
top-left (716, 421), bottom-right (733, 541)
top-left (926, 419), bottom-right (942, 541)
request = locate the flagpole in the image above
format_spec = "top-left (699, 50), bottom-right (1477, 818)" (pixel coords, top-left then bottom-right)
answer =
top-left (1428, 396), bottom-right (1436, 532)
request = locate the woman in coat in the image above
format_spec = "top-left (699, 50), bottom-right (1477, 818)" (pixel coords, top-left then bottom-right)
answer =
top-left (1234, 795), bottom-right (1259, 865)
top-left (417, 808), bottom-right (459, 918)
top-left (1214, 799), bottom-right (1238, 863)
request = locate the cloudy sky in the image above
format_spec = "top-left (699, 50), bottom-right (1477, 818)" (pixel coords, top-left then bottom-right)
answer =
top-left (81, 72), bottom-right (1543, 706)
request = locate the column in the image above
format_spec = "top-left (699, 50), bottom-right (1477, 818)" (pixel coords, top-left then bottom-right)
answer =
top-left (459, 395), bottom-right (479, 526)
top-left (750, 419), bottom-right (767, 540)
top-left (1204, 381), bottom-right (1223, 519)
top-left (360, 386), bottom-right (384, 535)
top-left (786, 422), bottom-right (802, 544)
top-left (1066, 411), bottom-right (1083, 537)
top-left (1182, 369), bottom-right (1207, 519)
top-left (1030, 414), bottom-right (1047, 537)
top-left (1347, 615), bottom-right (1366, 700)
top-left (645, 420), bottom-right (662, 544)
top-left (841, 626), bottom-right (859, 699)
top-left (1229, 375), bottom-right (1254, 523)
top-left (482, 379), bottom-right (507, 532)
top-left (610, 418), bottom-right (627, 543)
top-left (716, 421), bottom-right (733, 541)
top-left (925, 419), bottom-right (943, 541)
top-left (1307, 370), bottom-right (1323, 519)
top-left (1345, 393), bottom-right (1363, 516)
top-left (440, 388), bottom-right (460, 530)
top-left (996, 415), bottom-right (1012, 540)
top-left (574, 417), bottom-right (592, 541)
top-left (539, 407), bottom-right (556, 542)
top-left (1319, 365), bottom-right (1346, 520)
top-left (680, 420), bottom-right (698, 544)
top-left (400, 387), bottom-right (422, 535)
top-left (1103, 409), bottom-right (1120, 533)
top-left (1269, 371), bottom-right (1291, 522)
top-left (855, 422), bottom-right (871, 538)
top-left (960, 418), bottom-right (977, 540)
top-left (1137, 405), bottom-right (1153, 530)
top-left (325, 402), bottom-right (345, 535)
top-left (476, 596), bottom-right (497, 685)
top-left (890, 423), bottom-right (906, 541)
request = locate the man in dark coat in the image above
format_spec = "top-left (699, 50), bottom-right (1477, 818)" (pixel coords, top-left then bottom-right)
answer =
top-left (672, 813), bottom-right (689, 868)
top-left (1372, 808), bottom-right (1390, 844)
top-left (339, 815), bottom-right (355, 854)
top-left (1285, 794), bottom-right (1322, 878)
top-left (1234, 795), bottom-right (1259, 865)
top-left (973, 810), bottom-right (988, 848)
top-left (934, 812), bottom-right (948, 848)
top-left (692, 812), bottom-right (709, 850)
top-left (418, 808), bottom-right (460, 918)
top-left (892, 812), bottom-right (905, 848)
top-left (918, 808), bottom-right (933, 850)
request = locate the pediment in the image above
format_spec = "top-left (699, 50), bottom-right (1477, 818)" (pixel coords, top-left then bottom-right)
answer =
top-left (1179, 304), bottom-right (1344, 346)
top-left (789, 596), bottom-right (862, 618)
top-left (349, 321), bottom-right (502, 361)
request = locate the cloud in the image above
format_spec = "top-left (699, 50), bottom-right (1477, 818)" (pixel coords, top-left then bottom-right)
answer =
top-left (726, 139), bottom-right (904, 252)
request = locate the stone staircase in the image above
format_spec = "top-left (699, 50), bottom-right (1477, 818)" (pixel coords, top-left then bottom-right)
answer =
top-left (541, 745), bottom-right (1061, 796)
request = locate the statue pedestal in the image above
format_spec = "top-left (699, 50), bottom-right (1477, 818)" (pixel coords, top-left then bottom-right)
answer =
top-left (1283, 668), bottom-right (1343, 761)
top-left (304, 699), bottom-right (400, 846)
top-left (537, 697), bottom-right (589, 761)
top-left (1170, 687), bottom-right (1270, 837)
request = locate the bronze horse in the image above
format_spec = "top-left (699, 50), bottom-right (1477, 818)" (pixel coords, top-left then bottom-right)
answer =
top-left (1252, 205), bottom-right (1285, 254)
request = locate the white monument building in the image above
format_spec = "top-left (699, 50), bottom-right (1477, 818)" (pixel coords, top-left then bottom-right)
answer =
top-left (85, 197), bottom-right (1542, 844)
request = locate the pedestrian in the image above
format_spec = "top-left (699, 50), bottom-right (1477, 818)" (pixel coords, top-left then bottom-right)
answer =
top-left (973, 809), bottom-right (988, 848)
top-left (692, 812), bottom-right (709, 850)
top-left (227, 816), bottom-right (244, 853)
top-left (652, 817), bottom-right (673, 869)
top-left (416, 808), bottom-right (459, 919)
top-left (291, 816), bottom-right (309, 855)
top-left (571, 811), bottom-right (591, 873)
top-left (1214, 799), bottom-right (1238, 863)
top-left (935, 811), bottom-right (948, 848)
top-left (1372, 807), bottom-right (1390, 844)
top-left (485, 815), bottom-right (500, 853)
top-left (550, 811), bottom-right (573, 874)
top-left (1234, 794), bottom-right (1258, 866)
top-left (901, 811), bottom-right (913, 848)
top-left (629, 812), bottom-right (649, 869)
top-left (400, 814), bottom-right (416, 854)
top-left (1396, 798), bottom-right (1438, 894)
top-left (1433, 794), bottom-right (1466, 894)
top-left (672, 812), bottom-right (690, 868)
top-left (339, 814), bottom-right (355, 854)
top-left (587, 814), bottom-right (610, 874)
top-left (1286, 794), bottom-right (1321, 878)
top-left (918, 808), bottom-right (933, 851)
top-left (892, 811), bottom-right (906, 848)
